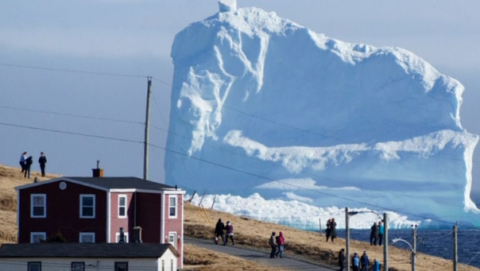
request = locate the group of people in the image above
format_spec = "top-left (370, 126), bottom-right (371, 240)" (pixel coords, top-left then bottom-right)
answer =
top-left (268, 231), bottom-right (285, 258)
top-left (370, 221), bottom-right (384, 246)
top-left (325, 218), bottom-right (337, 242)
top-left (19, 152), bottom-right (47, 178)
top-left (338, 249), bottom-right (381, 271)
top-left (214, 219), bottom-right (234, 246)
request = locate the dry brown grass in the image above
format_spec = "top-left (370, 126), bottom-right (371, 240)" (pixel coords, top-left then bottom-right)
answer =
top-left (0, 164), bottom-right (275, 270)
top-left (0, 164), bottom-right (478, 271)
top-left (185, 203), bottom-right (479, 271)
top-left (183, 244), bottom-right (284, 270)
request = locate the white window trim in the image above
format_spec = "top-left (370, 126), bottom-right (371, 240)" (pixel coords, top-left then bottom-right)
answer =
top-left (80, 194), bottom-right (96, 219)
top-left (30, 194), bottom-right (46, 218)
top-left (118, 194), bottom-right (127, 218)
top-left (30, 232), bottom-right (46, 243)
top-left (168, 195), bottom-right (177, 219)
top-left (79, 232), bottom-right (96, 243)
top-left (115, 232), bottom-right (129, 243)
top-left (168, 231), bottom-right (177, 249)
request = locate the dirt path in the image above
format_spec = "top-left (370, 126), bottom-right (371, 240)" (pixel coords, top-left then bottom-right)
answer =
top-left (186, 238), bottom-right (336, 271)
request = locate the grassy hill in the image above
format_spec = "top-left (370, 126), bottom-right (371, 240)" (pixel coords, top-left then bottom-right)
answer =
top-left (0, 164), bottom-right (477, 271)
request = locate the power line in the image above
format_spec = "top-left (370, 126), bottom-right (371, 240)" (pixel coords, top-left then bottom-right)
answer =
top-left (0, 122), bottom-right (142, 145)
top-left (0, 104), bottom-right (144, 125)
top-left (0, 62), bottom-right (148, 78)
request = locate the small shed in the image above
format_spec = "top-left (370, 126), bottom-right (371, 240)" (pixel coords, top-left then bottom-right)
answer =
top-left (0, 243), bottom-right (179, 271)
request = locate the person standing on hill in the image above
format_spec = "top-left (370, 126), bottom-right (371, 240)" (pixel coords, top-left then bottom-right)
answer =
top-left (372, 259), bottom-right (381, 271)
top-left (269, 232), bottom-right (277, 258)
top-left (19, 152), bottom-right (27, 173)
top-left (370, 222), bottom-right (378, 245)
top-left (360, 251), bottom-right (369, 271)
top-left (38, 152), bottom-right (47, 177)
top-left (378, 221), bottom-right (384, 246)
top-left (24, 156), bottom-right (33, 179)
top-left (338, 248), bottom-right (345, 271)
top-left (326, 219), bottom-right (331, 241)
top-left (330, 218), bottom-right (337, 242)
top-left (224, 221), bottom-right (234, 246)
top-left (275, 231), bottom-right (285, 258)
top-left (352, 252), bottom-right (360, 271)
top-left (214, 218), bottom-right (225, 244)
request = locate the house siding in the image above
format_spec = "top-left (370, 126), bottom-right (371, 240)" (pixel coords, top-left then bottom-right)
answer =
top-left (18, 180), bottom-right (107, 243)
top-left (109, 192), bottom-right (134, 243)
top-left (135, 193), bottom-right (161, 243)
top-left (164, 193), bottom-right (183, 268)
top-left (0, 255), bottom-right (177, 271)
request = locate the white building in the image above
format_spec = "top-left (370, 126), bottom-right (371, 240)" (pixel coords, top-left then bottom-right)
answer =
top-left (0, 243), bottom-right (179, 271)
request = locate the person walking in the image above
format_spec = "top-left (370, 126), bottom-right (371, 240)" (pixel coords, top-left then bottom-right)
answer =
top-left (24, 156), bottom-right (33, 179)
top-left (19, 152), bottom-right (27, 173)
top-left (275, 231), bottom-right (285, 258)
top-left (370, 222), bottom-right (378, 245)
top-left (214, 218), bottom-right (225, 244)
top-left (224, 221), bottom-right (234, 246)
top-left (360, 251), bottom-right (369, 271)
top-left (326, 219), bottom-right (331, 242)
top-left (330, 218), bottom-right (337, 242)
top-left (38, 152), bottom-right (47, 177)
top-left (269, 232), bottom-right (277, 258)
top-left (338, 248), bottom-right (345, 271)
top-left (352, 252), bottom-right (360, 271)
top-left (378, 221), bottom-right (384, 246)
top-left (372, 259), bottom-right (381, 271)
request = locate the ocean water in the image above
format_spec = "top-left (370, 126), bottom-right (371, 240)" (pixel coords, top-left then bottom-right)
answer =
top-left (337, 193), bottom-right (480, 268)
top-left (337, 229), bottom-right (480, 268)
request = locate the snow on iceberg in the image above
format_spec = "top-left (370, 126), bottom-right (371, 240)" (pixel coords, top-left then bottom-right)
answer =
top-left (190, 193), bottom-right (422, 230)
top-left (166, 1), bottom-right (480, 228)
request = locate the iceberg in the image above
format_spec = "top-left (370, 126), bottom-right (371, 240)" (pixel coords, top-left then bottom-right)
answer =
top-left (165, 0), bottom-right (479, 228)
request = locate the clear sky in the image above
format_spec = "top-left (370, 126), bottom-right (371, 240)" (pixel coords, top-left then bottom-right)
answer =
top-left (1, 1), bottom-right (479, 191)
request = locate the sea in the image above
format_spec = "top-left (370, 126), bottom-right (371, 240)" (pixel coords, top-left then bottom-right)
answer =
top-left (337, 193), bottom-right (480, 269)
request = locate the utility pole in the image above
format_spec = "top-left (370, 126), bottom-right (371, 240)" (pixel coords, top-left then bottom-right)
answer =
top-left (453, 223), bottom-right (458, 271)
top-left (384, 212), bottom-right (388, 271)
top-left (412, 225), bottom-right (417, 271)
top-left (143, 77), bottom-right (152, 180)
top-left (346, 207), bottom-right (350, 271)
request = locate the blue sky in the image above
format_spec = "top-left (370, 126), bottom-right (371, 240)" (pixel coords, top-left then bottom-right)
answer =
top-left (1, 0), bottom-right (479, 191)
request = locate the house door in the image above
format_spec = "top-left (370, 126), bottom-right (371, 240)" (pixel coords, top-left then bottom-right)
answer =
top-left (168, 232), bottom-right (177, 249)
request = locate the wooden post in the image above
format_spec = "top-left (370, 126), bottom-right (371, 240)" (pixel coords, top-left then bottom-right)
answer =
top-left (143, 77), bottom-right (152, 180)
top-left (346, 207), bottom-right (350, 271)
top-left (384, 212), bottom-right (388, 271)
top-left (453, 224), bottom-right (458, 271)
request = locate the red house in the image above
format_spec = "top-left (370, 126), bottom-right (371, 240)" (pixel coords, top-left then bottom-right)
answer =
top-left (15, 174), bottom-right (185, 268)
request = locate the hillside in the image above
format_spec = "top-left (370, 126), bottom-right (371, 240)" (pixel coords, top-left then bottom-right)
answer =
top-left (0, 164), bottom-right (477, 271)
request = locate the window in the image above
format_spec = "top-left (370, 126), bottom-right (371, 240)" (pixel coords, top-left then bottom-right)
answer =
top-left (114, 262), bottom-right (128, 271)
top-left (162, 260), bottom-right (165, 271)
top-left (170, 259), bottom-right (174, 271)
top-left (71, 262), bottom-right (85, 271)
top-left (79, 232), bottom-right (95, 243)
top-left (169, 195), bottom-right (177, 218)
top-left (28, 262), bottom-right (41, 271)
top-left (118, 195), bottom-right (127, 218)
top-left (116, 232), bottom-right (129, 243)
top-left (80, 195), bottom-right (95, 218)
top-left (168, 232), bottom-right (177, 249)
top-left (30, 232), bottom-right (46, 243)
top-left (31, 194), bottom-right (46, 218)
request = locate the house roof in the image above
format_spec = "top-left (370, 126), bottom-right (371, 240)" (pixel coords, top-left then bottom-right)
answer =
top-left (0, 243), bottom-right (179, 258)
top-left (65, 177), bottom-right (176, 190)
top-left (15, 177), bottom-right (185, 193)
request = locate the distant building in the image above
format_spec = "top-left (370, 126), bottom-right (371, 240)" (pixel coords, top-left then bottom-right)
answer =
top-left (0, 243), bottom-right (179, 271)
top-left (15, 171), bottom-right (185, 268)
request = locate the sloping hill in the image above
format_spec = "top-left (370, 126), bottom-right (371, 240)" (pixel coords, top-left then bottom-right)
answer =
top-left (0, 165), bottom-right (58, 243)
top-left (0, 164), bottom-right (477, 271)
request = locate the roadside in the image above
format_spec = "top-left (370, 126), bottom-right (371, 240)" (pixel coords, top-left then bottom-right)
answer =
top-left (186, 238), bottom-right (335, 271)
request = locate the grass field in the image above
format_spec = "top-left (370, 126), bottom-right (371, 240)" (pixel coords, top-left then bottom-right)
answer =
top-left (0, 163), bottom-right (477, 271)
